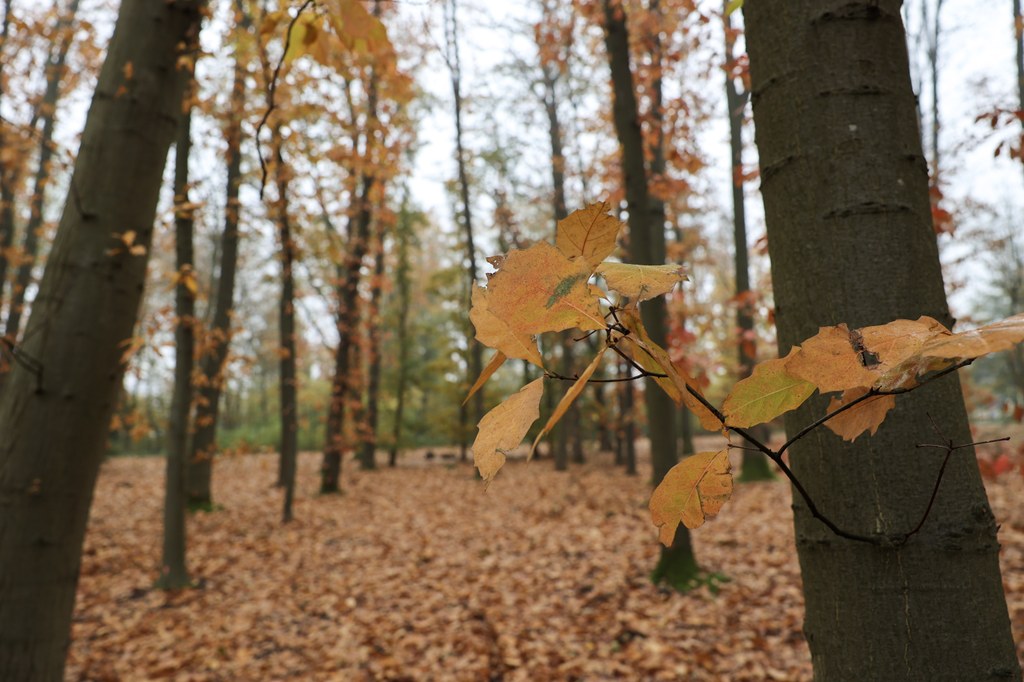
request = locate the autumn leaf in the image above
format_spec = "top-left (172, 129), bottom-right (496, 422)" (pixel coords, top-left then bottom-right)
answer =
top-left (283, 12), bottom-right (322, 64)
top-left (484, 241), bottom-right (605, 335)
top-left (722, 354), bottom-right (815, 428)
top-left (472, 378), bottom-right (544, 486)
top-left (463, 351), bottom-right (506, 406)
top-left (595, 262), bottom-right (687, 303)
top-left (617, 309), bottom-right (723, 432)
top-left (555, 201), bottom-right (622, 268)
top-left (784, 324), bottom-right (878, 393)
top-left (823, 387), bottom-right (896, 441)
top-left (650, 450), bottom-right (733, 545)
top-left (322, 0), bottom-right (392, 57)
top-left (529, 350), bottom-right (606, 458)
top-left (920, 313), bottom-right (1024, 359)
top-left (469, 286), bottom-right (543, 366)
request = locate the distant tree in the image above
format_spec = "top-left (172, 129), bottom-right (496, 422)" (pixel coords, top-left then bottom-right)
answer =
top-left (0, 0), bottom-right (205, 675)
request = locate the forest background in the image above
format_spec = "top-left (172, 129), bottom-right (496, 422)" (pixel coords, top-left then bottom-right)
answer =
top-left (2, 0), bottom-right (1024, 678)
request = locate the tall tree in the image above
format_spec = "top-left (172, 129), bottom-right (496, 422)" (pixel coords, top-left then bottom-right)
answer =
top-left (601, 0), bottom-right (699, 589)
top-left (0, 0), bottom-right (13, 318)
top-left (358, 225), bottom-right (386, 470)
top-left (444, 0), bottom-right (484, 461)
top-left (3, 0), bottom-right (81, 341)
top-left (387, 194), bottom-right (414, 467)
top-left (186, 0), bottom-right (251, 510)
top-left (0, 0), bottom-right (205, 675)
top-left (160, 75), bottom-right (197, 589)
top-left (744, 1), bottom-right (1019, 677)
top-left (722, 0), bottom-right (773, 481)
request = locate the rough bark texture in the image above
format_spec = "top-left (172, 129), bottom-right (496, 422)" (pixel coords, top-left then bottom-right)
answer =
top-left (160, 98), bottom-right (195, 589)
top-left (602, 0), bottom-right (697, 589)
top-left (0, 0), bottom-right (204, 677)
top-left (186, 2), bottom-right (249, 509)
top-left (723, 0), bottom-right (773, 482)
top-left (744, 1), bottom-right (1019, 678)
top-left (4, 0), bottom-right (80, 341)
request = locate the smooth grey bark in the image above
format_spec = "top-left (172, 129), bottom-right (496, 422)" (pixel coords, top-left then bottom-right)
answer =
top-left (744, 1), bottom-right (1019, 678)
top-left (445, 0), bottom-right (483, 462)
top-left (186, 1), bottom-right (250, 510)
top-left (0, 0), bottom-right (204, 677)
top-left (3, 0), bottom-right (80, 342)
top-left (160, 92), bottom-right (196, 590)
top-left (723, 0), bottom-right (773, 482)
top-left (601, 0), bottom-right (698, 589)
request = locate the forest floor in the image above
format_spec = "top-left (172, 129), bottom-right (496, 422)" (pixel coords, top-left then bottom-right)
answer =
top-left (67, 433), bottom-right (1024, 681)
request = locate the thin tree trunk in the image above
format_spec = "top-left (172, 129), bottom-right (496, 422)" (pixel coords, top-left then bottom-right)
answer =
top-left (160, 87), bottom-right (196, 590)
top-left (3, 0), bottom-right (80, 341)
top-left (273, 126), bottom-right (298, 523)
top-left (445, 0), bottom-right (483, 461)
top-left (602, 0), bottom-right (698, 590)
top-left (619, 358), bottom-right (637, 475)
top-left (745, 1), bottom-right (1019, 677)
top-left (0, 0), bottom-right (204, 675)
top-left (358, 229), bottom-right (385, 470)
top-left (388, 195), bottom-right (413, 468)
top-left (0, 0), bottom-right (14, 319)
top-left (186, 0), bottom-right (249, 510)
top-left (723, 0), bottom-right (773, 481)
top-left (1016, 0), bottom-right (1024, 185)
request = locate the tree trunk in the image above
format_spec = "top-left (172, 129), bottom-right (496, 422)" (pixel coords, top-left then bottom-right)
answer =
top-left (388, 195), bottom-right (413, 468)
top-left (744, 1), bottom-right (1019, 678)
top-left (0, 0), bottom-right (204, 676)
top-left (321, 174), bottom-right (373, 492)
top-left (1016, 0), bottom-right (1024, 185)
top-left (4, 0), bottom-right (80, 341)
top-left (602, 0), bottom-right (698, 590)
top-left (445, 0), bottom-right (483, 461)
top-left (159, 89), bottom-right (195, 590)
top-left (358, 229), bottom-right (385, 470)
top-left (723, 0), bottom-right (773, 482)
top-left (0, 0), bottom-right (14, 318)
top-left (186, 0), bottom-right (249, 510)
top-left (273, 127), bottom-right (298, 523)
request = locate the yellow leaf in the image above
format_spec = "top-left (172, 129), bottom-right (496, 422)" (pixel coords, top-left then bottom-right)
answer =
top-left (555, 201), bottom-right (622, 268)
top-left (596, 262), bottom-right (686, 303)
top-left (617, 309), bottom-right (722, 431)
top-left (463, 351), bottom-right (506, 406)
top-left (722, 353), bottom-right (815, 428)
top-left (472, 378), bottom-right (544, 485)
top-left (920, 312), bottom-right (1024, 359)
top-left (725, 0), bottom-right (743, 16)
top-left (650, 450), bottom-right (733, 545)
top-left (823, 387), bottom-right (896, 441)
top-left (470, 286), bottom-right (543, 366)
top-left (784, 324), bottom-right (878, 393)
top-left (284, 13), bottom-right (321, 64)
top-left (322, 0), bottom-right (392, 57)
top-left (529, 350), bottom-right (606, 458)
top-left (484, 241), bottom-right (605, 335)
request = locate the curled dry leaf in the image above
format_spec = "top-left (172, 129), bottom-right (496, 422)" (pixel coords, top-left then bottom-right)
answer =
top-left (554, 201), bottom-right (622, 268)
top-left (463, 351), bottom-right (506, 406)
top-left (650, 450), bottom-right (733, 545)
top-left (472, 378), bottom-right (544, 486)
top-left (784, 324), bottom-right (877, 393)
top-left (823, 387), bottom-right (896, 442)
top-left (529, 350), bottom-right (606, 458)
top-left (595, 262), bottom-right (687, 303)
top-left (722, 354), bottom-right (815, 428)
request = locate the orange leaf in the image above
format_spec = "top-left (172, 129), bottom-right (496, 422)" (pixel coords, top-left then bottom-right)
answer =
top-left (650, 450), bottom-right (733, 544)
top-left (823, 387), bottom-right (895, 442)
top-left (595, 262), bottom-right (687, 303)
top-left (555, 201), bottom-right (622, 268)
top-left (472, 378), bottom-right (544, 486)
top-left (784, 324), bottom-right (877, 393)
top-left (469, 286), bottom-right (543, 366)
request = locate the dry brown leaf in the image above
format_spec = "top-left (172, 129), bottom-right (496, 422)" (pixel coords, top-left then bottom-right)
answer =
top-left (472, 378), bottom-right (545, 485)
top-left (530, 350), bottom-right (606, 458)
top-left (650, 450), bottom-right (733, 544)
top-left (823, 387), bottom-right (896, 441)
top-left (463, 351), bottom-right (506, 406)
top-left (555, 201), bottom-right (622, 268)
top-left (469, 287), bottom-right (543, 366)
top-left (784, 324), bottom-right (877, 393)
top-left (596, 262), bottom-right (687, 303)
